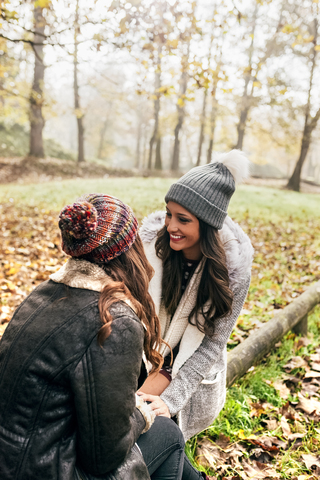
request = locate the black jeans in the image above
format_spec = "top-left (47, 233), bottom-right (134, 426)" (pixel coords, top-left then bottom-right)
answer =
top-left (137, 417), bottom-right (203, 480)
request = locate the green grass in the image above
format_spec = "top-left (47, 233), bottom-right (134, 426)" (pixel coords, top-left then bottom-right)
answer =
top-left (1, 178), bottom-right (320, 221)
top-left (230, 184), bottom-right (320, 221)
top-left (186, 306), bottom-right (320, 478)
top-left (0, 178), bottom-right (172, 220)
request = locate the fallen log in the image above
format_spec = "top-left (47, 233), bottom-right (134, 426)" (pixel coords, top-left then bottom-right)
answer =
top-left (226, 281), bottom-right (320, 388)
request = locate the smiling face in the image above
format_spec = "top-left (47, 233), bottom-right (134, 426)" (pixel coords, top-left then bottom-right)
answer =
top-left (165, 201), bottom-right (202, 261)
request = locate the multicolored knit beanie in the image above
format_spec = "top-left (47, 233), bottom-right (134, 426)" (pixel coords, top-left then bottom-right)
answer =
top-left (58, 193), bottom-right (138, 263)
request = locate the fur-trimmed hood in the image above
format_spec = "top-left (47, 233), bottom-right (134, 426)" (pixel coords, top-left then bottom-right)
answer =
top-left (140, 210), bottom-right (254, 296)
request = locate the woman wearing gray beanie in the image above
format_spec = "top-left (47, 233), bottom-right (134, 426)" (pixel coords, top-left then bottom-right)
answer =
top-left (138, 150), bottom-right (254, 447)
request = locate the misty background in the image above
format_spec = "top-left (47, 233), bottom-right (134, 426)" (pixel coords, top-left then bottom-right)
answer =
top-left (1, 0), bottom-right (320, 190)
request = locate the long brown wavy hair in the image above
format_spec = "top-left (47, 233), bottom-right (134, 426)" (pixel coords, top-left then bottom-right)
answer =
top-left (155, 218), bottom-right (233, 336)
top-left (82, 234), bottom-right (163, 373)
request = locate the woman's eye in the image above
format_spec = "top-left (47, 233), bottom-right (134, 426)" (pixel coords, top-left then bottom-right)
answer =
top-left (179, 218), bottom-right (190, 223)
top-left (166, 212), bottom-right (172, 218)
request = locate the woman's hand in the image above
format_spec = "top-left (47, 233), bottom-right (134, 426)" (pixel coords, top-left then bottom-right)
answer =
top-left (137, 392), bottom-right (171, 418)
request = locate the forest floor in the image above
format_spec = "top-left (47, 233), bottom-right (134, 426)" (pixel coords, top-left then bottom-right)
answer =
top-left (0, 178), bottom-right (320, 478)
top-left (0, 156), bottom-right (176, 184)
top-left (1, 155), bottom-right (320, 194)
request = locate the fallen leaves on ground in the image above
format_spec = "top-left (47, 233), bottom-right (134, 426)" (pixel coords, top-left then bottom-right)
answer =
top-left (228, 216), bottom-right (320, 347)
top-left (1, 204), bottom-right (320, 480)
top-left (301, 455), bottom-right (320, 476)
top-left (195, 346), bottom-right (320, 479)
top-left (1, 205), bottom-right (320, 344)
top-left (0, 205), bottom-right (65, 333)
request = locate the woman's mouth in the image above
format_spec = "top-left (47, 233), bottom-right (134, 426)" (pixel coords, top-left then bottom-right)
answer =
top-left (170, 234), bottom-right (185, 242)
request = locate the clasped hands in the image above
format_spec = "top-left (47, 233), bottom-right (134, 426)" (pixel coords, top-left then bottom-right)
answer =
top-left (137, 392), bottom-right (171, 418)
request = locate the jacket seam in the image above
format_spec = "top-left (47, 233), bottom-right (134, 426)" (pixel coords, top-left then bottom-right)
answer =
top-left (83, 352), bottom-right (96, 470)
top-left (1, 297), bottom-right (100, 426)
top-left (88, 346), bottom-right (99, 469)
top-left (0, 281), bottom-right (61, 382)
top-left (70, 311), bottom-right (143, 376)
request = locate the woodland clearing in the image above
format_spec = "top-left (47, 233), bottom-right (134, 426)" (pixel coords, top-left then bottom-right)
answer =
top-left (0, 178), bottom-right (320, 479)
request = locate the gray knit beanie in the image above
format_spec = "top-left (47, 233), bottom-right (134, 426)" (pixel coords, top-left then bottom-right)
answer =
top-left (165, 150), bottom-right (250, 229)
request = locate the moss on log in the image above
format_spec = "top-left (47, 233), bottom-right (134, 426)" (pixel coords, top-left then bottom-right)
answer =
top-left (226, 281), bottom-right (320, 388)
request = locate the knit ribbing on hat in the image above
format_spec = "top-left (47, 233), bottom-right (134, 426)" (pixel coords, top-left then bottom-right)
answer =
top-left (59, 193), bottom-right (138, 263)
top-left (165, 162), bottom-right (235, 229)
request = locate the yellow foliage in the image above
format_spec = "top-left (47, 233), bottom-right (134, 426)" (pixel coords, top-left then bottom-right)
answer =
top-left (166, 39), bottom-right (179, 49)
top-left (303, 35), bottom-right (315, 43)
top-left (177, 98), bottom-right (185, 107)
top-left (74, 108), bottom-right (84, 119)
top-left (35, 0), bottom-right (51, 8)
top-left (238, 430), bottom-right (256, 440)
top-left (282, 24), bottom-right (294, 34)
top-left (142, 43), bottom-right (153, 51)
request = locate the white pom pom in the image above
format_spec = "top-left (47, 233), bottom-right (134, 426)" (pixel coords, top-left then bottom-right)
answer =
top-left (212, 149), bottom-right (250, 185)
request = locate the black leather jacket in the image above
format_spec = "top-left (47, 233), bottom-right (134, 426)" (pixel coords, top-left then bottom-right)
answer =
top-left (0, 280), bottom-right (149, 480)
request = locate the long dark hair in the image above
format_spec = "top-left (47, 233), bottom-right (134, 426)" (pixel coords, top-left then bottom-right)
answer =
top-left (155, 219), bottom-right (233, 336)
top-left (81, 234), bottom-right (163, 373)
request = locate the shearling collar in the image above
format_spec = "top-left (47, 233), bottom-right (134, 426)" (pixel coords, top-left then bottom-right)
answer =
top-left (50, 258), bottom-right (110, 292)
top-left (50, 258), bottom-right (138, 315)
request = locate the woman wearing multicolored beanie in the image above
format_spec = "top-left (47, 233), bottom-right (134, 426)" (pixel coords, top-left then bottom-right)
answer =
top-left (138, 151), bottom-right (254, 449)
top-left (0, 193), bottom-right (202, 480)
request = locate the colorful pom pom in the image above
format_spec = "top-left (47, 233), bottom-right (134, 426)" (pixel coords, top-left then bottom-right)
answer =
top-left (59, 201), bottom-right (98, 239)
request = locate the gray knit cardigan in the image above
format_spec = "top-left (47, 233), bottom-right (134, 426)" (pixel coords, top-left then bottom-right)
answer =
top-left (140, 212), bottom-right (254, 440)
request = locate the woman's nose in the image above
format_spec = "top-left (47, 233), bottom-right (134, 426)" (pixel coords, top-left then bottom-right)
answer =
top-left (167, 221), bottom-right (179, 232)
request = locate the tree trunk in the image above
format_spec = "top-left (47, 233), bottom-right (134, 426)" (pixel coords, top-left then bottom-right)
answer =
top-left (197, 27), bottom-right (214, 167)
top-left (29, 3), bottom-right (45, 158)
top-left (287, 17), bottom-right (319, 192)
top-left (135, 119), bottom-right (142, 169)
top-left (148, 46), bottom-right (162, 170)
top-left (97, 101), bottom-right (113, 159)
top-left (234, 5), bottom-right (258, 151)
top-left (206, 84), bottom-right (218, 163)
top-left (171, 43), bottom-right (190, 172)
top-left (227, 281), bottom-right (320, 388)
top-left (235, 105), bottom-right (250, 150)
top-left (97, 117), bottom-right (109, 159)
top-left (171, 121), bottom-right (181, 172)
top-left (142, 125), bottom-right (148, 170)
top-left (154, 136), bottom-right (162, 170)
top-left (287, 126), bottom-right (312, 192)
top-left (196, 88), bottom-right (208, 166)
top-left (74, 0), bottom-right (84, 163)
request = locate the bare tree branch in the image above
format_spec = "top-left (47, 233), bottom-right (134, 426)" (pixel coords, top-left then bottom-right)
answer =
top-left (0, 33), bottom-right (97, 48)
top-left (0, 86), bottom-right (29, 101)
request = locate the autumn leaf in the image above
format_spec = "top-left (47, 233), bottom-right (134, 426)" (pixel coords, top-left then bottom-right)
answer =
top-left (264, 419), bottom-right (278, 431)
top-left (297, 393), bottom-right (320, 415)
top-left (242, 459), bottom-right (281, 478)
top-left (280, 415), bottom-right (291, 437)
top-left (273, 380), bottom-right (290, 399)
top-left (301, 454), bottom-right (320, 475)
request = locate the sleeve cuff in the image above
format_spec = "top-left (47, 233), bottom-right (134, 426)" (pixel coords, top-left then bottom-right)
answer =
top-left (135, 395), bottom-right (155, 433)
